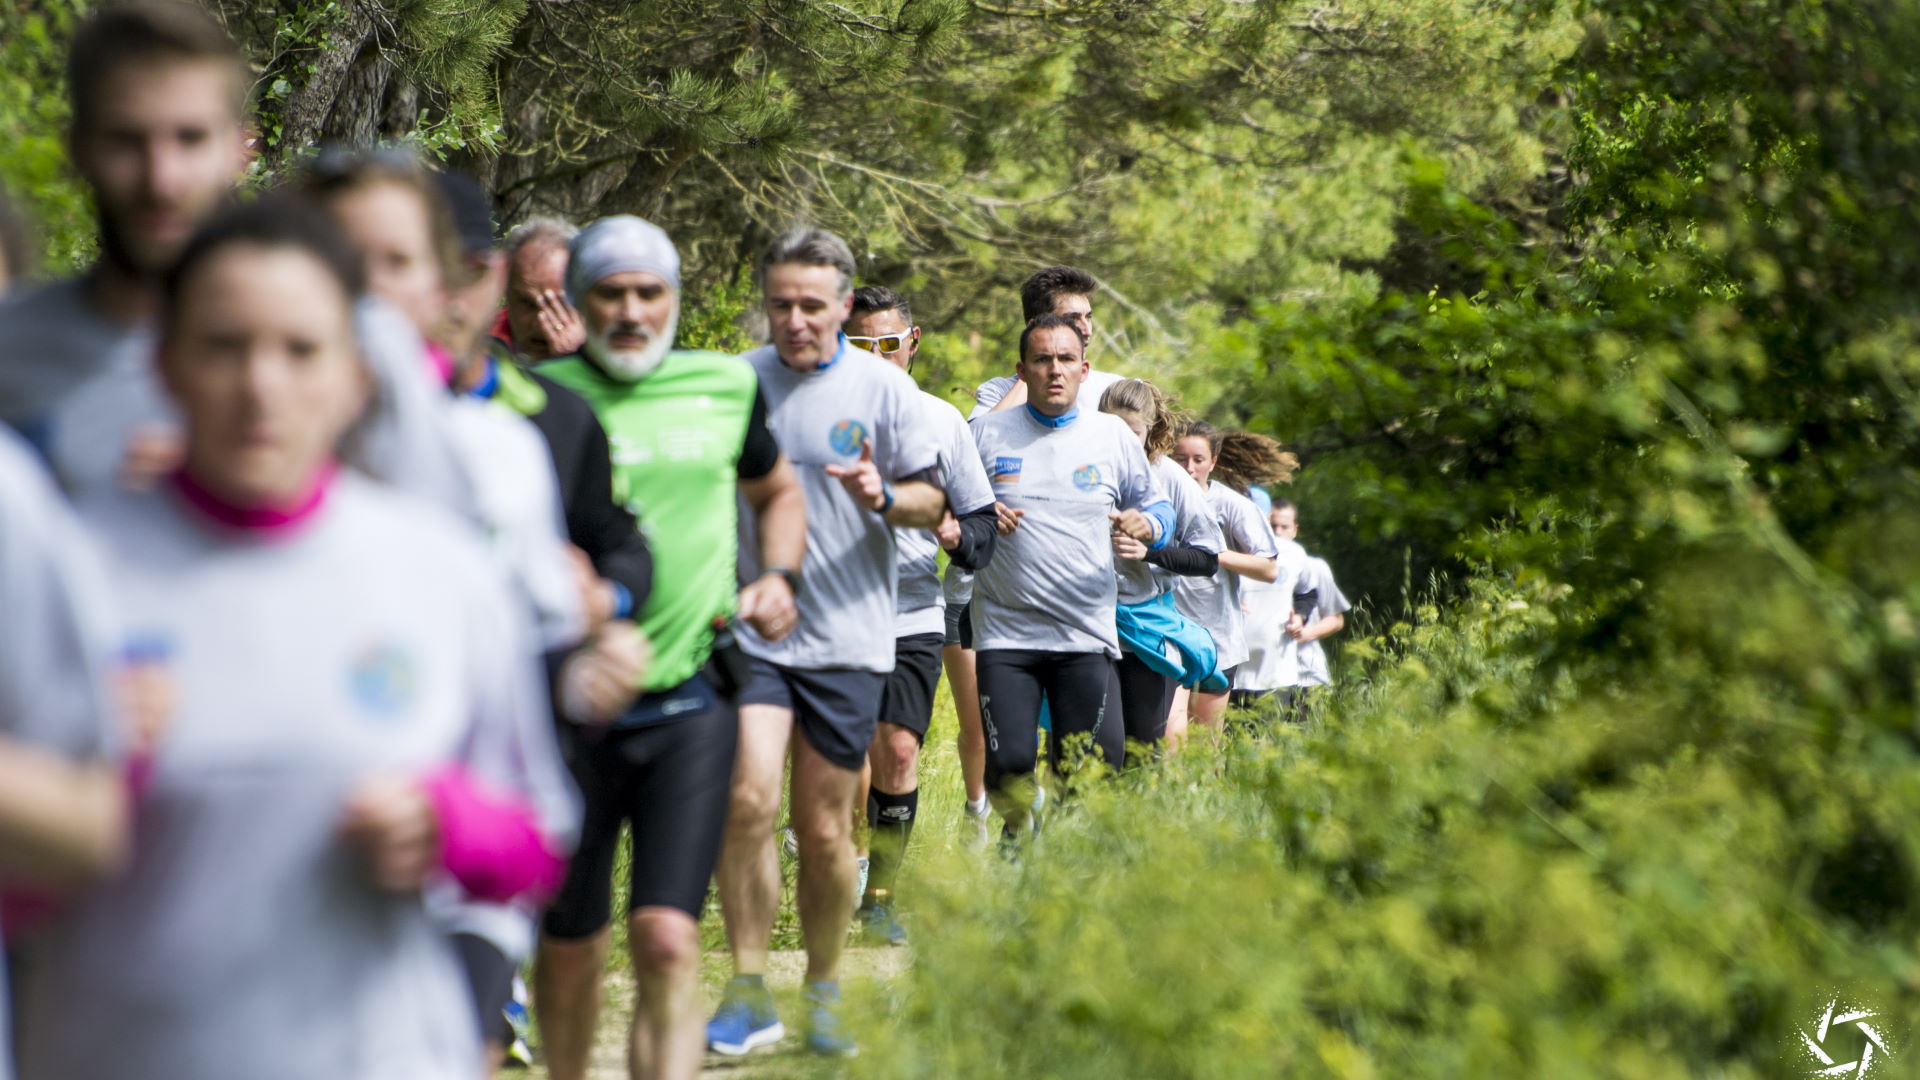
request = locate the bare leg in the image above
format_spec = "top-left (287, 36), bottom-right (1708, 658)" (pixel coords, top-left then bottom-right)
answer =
top-left (1166, 685), bottom-right (1191, 747)
top-left (789, 735), bottom-right (862, 984)
top-left (944, 644), bottom-right (985, 802)
top-left (1190, 688), bottom-right (1229, 729)
top-left (716, 705), bottom-right (792, 976)
top-left (854, 756), bottom-right (872, 860)
top-left (534, 929), bottom-right (611, 1080)
top-left (627, 906), bottom-right (704, 1080)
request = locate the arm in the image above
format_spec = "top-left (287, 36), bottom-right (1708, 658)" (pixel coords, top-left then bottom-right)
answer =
top-left (1219, 549), bottom-right (1279, 583)
top-left (945, 502), bottom-right (999, 571)
top-left (882, 476), bottom-right (945, 529)
top-left (988, 379), bottom-right (1029, 413)
top-left (1291, 610), bottom-right (1346, 644)
top-left (0, 737), bottom-right (125, 884)
top-left (1145, 544), bottom-right (1219, 577)
top-left (737, 455), bottom-right (806, 639)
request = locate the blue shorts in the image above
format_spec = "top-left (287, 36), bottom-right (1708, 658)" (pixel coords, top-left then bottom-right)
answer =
top-left (739, 657), bottom-right (886, 770)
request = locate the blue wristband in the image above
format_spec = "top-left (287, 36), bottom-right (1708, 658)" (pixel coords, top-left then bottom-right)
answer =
top-left (879, 482), bottom-right (896, 514)
top-left (609, 581), bottom-right (634, 620)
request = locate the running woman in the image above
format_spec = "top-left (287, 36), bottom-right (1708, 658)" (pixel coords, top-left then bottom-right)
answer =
top-left (534, 215), bottom-right (806, 1080)
top-left (1168, 422), bottom-right (1293, 732)
top-left (0, 2), bottom-right (249, 495)
top-left (0, 428), bottom-right (128, 1080)
top-left (971, 265), bottom-right (1126, 418)
top-left (1282, 506), bottom-right (1352, 722)
top-left (844, 286), bottom-right (998, 946)
top-left (15, 198), bottom-right (578, 1080)
top-left (970, 316), bottom-right (1175, 835)
top-left (1097, 379), bottom-right (1227, 752)
top-left (711, 228), bottom-right (950, 1059)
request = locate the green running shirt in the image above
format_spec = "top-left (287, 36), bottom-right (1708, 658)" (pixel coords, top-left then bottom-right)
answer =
top-left (540, 350), bottom-right (764, 692)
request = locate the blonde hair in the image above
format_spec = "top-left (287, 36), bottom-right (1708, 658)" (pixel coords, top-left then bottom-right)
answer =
top-left (1100, 378), bottom-right (1186, 460)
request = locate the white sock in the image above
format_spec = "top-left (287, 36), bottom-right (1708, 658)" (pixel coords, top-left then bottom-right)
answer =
top-left (965, 795), bottom-right (990, 817)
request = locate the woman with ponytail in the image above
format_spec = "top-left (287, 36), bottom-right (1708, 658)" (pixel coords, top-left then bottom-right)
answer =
top-left (1098, 381), bottom-right (1227, 755)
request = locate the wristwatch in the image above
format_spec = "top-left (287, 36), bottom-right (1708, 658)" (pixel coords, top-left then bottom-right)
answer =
top-left (764, 565), bottom-right (803, 596)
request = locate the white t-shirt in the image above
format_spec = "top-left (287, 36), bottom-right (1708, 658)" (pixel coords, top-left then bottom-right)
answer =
top-left (1172, 481), bottom-right (1278, 671)
top-left (1233, 537), bottom-right (1312, 691)
top-left (894, 390), bottom-right (995, 638)
top-left (1294, 555), bottom-right (1352, 687)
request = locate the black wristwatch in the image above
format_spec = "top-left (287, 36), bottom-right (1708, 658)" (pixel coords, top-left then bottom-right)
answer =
top-left (764, 565), bottom-right (803, 596)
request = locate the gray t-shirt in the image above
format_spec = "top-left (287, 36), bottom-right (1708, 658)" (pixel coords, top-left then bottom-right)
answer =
top-left (1233, 536), bottom-right (1312, 691)
top-left (1295, 555), bottom-right (1352, 687)
top-left (968, 367), bottom-right (1126, 420)
top-left (970, 406), bottom-right (1163, 657)
top-left (894, 390), bottom-right (995, 638)
top-left (0, 429), bottom-right (119, 1080)
top-left (20, 474), bottom-right (578, 1080)
top-left (0, 278), bottom-right (174, 499)
top-left (735, 341), bottom-right (942, 673)
top-left (1172, 480), bottom-right (1278, 670)
top-left (1115, 455), bottom-right (1222, 606)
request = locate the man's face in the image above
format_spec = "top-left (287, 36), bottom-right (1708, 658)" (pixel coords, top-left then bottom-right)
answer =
top-left (845, 307), bottom-right (918, 373)
top-left (580, 270), bottom-right (676, 348)
top-left (161, 242), bottom-right (368, 505)
top-left (764, 262), bottom-right (852, 371)
top-left (505, 242), bottom-right (571, 360)
top-left (1016, 325), bottom-right (1088, 416)
top-left (70, 59), bottom-right (249, 276)
top-left (1051, 292), bottom-right (1094, 350)
top-left (1271, 505), bottom-right (1299, 541)
top-left (327, 179), bottom-right (447, 339)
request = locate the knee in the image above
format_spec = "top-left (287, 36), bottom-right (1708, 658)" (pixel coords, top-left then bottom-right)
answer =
top-left (873, 728), bottom-right (919, 787)
top-left (726, 776), bottom-right (781, 834)
top-left (794, 805), bottom-right (851, 860)
top-left (628, 910), bottom-right (698, 977)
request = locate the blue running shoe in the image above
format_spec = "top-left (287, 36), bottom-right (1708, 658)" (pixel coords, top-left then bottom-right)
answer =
top-left (707, 976), bottom-right (784, 1056)
top-left (855, 892), bottom-right (908, 947)
top-left (803, 981), bottom-right (857, 1057)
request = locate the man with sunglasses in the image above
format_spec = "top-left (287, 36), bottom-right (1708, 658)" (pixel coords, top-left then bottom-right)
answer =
top-left (842, 286), bottom-right (997, 946)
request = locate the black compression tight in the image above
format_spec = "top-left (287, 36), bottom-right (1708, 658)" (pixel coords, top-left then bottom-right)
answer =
top-left (976, 649), bottom-right (1121, 793)
top-left (1112, 650), bottom-right (1177, 756)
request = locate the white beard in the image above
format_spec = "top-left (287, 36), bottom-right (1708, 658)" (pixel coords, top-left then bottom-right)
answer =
top-left (586, 307), bottom-right (679, 382)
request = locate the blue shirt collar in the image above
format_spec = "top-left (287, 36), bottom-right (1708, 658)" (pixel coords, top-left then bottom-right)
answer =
top-left (465, 355), bottom-right (500, 400)
top-left (780, 333), bottom-right (848, 373)
top-left (1024, 403), bottom-right (1079, 428)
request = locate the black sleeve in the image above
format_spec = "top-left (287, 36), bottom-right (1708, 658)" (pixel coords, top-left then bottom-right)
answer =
top-left (736, 382), bottom-right (780, 480)
top-left (946, 503), bottom-right (999, 572)
top-left (1144, 544), bottom-right (1219, 577)
top-left (1292, 587), bottom-right (1319, 619)
top-left (573, 410), bottom-right (653, 611)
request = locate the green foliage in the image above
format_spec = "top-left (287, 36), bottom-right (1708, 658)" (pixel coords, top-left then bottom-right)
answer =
top-left (0, 0), bottom-right (93, 273)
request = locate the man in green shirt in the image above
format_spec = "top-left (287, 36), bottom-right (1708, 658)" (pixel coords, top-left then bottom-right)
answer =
top-left (533, 215), bottom-right (806, 1080)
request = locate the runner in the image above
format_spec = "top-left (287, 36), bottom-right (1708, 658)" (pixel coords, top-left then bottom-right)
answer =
top-left (498, 217), bottom-right (586, 362)
top-left (534, 215), bottom-right (806, 1080)
top-left (712, 228), bottom-right (950, 1059)
top-left (1097, 379), bottom-right (1227, 754)
top-left (1231, 494), bottom-right (1319, 715)
top-left (15, 197), bottom-right (578, 1080)
top-left (0, 1), bottom-right (249, 494)
top-left (844, 286), bottom-right (998, 946)
top-left (0, 427), bottom-right (127, 1080)
top-left (971, 266), bottom-right (1126, 417)
top-left (1283, 505), bottom-right (1352, 722)
top-left (970, 316), bottom-right (1175, 836)
top-left (1168, 422), bottom-right (1292, 732)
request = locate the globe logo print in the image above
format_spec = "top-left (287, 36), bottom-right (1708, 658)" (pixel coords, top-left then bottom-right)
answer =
top-left (829, 419), bottom-right (868, 457)
top-left (1797, 997), bottom-right (1895, 1076)
top-left (1071, 464), bottom-right (1102, 492)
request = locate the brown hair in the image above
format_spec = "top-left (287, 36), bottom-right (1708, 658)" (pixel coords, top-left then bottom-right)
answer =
top-left (291, 149), bottom-right (472, 289)
top-left (67, 1), bottom-right (244, 133)
top-left (1178, 420), bottom-right (1299, 494)
top-left (1099, 378), bottom-right (1186, 461)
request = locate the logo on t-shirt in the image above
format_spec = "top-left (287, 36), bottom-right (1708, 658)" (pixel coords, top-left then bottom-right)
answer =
top-left (992, 456), bottom-right (1023, 483)
top-left (349, 643), bottom-right (417, 719)
top-left (829, 419), bottom-right (869, 457)
top-left (1072, 464), bottom-right (1103, 492)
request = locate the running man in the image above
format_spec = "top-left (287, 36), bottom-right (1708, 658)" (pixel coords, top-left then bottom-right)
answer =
top-left (497, 217), bottom-right (587, 362)
top-left (711, 229), bottom-right (949, 1058)
top-left (0, 1), bottom-right (250, 494)
top-left (970, 316), bottom-right (1176, 835)
top-left (971, 265), bottom-right (1125, 417)
top-left (534, 215), bottom-right (806, 1080)
top-left (844, 286), bottom-right (998, 945)
top-left (0, 427), bottom-right (128, 1080)
top-left (16, 197), bottom-right (577, 1080)
top-left (1280, 504), bottom-right (1352, 721)
top-left (1233, 496), bottom-right (1319, 714)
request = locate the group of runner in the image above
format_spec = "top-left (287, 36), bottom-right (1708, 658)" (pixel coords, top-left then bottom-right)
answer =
top-left (0, 3), bottom-right (1350, 1079)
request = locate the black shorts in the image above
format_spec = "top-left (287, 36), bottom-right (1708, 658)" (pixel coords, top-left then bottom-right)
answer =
top-left (944, 601), bottom-right (974, 649)
top-left (450, 932), bottom-right (516, 1046)
top-left (739, 657), bottom-right (886, 770)
top-left (541, 675), bottom-right (738, 938)
top-left (879, 633), bottom-right (945, 741)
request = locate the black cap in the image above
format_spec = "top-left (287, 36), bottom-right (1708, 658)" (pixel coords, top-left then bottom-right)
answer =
top-left (432, 168), bottom-right (495, 256)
